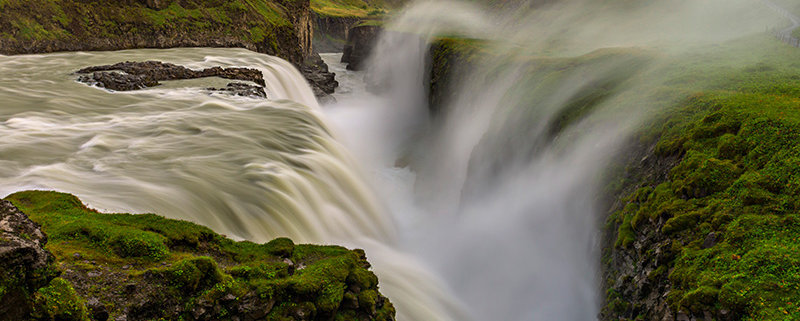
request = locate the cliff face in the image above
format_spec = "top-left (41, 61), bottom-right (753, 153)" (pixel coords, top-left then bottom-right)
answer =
top-left (2, 190), bottom-right (395, 321)
top-left (429, 36), bottom-right (800, 321)
top-left (0, 0), bottom-right (311, 65)
top-left (313, 15), bottom-right (360, 53)
top-left (341, 24), bottom-right (382, 70)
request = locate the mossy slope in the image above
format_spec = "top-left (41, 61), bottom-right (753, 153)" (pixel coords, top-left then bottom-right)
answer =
top-left (5, 190), bottom-right (394, 321)
top-left (603, 36), bottom-right (800, 320)
top-left (429, 34), bottom-right (800, 321)
top-left (0, 0), bottom-right (309, 63)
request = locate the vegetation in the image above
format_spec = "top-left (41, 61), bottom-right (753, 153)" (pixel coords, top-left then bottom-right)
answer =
top-left (431, 33), bottom-right (800, 320)
top-left (310, 0), bottom-right (388, 18)
top-left (603, 35), bottom-right (800, 320)
top-left (6, 190), bottom-right (394, 320)
top-left (0, 0), bottom-right (304, 61)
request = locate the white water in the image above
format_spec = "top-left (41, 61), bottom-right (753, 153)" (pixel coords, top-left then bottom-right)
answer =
top-left (0, 0), bottom-right (783, 320)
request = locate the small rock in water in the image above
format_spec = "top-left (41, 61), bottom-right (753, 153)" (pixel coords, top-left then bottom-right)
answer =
top-left (206, 82), bottom-right (267, 98)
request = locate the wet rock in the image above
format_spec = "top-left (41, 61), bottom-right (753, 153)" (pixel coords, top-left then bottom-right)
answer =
top-left (76, 61), bottom-right (266, 92)
top-left (300, 53), bottom-right (338, 103)
top-left (0, 200), bottom-right (56, 319)
top-left (206, 82), bottom-right (268, 98)
top-left (78, 72), bottom-right (159, 91)
top-left (341, 25), bottom-right (383, 71)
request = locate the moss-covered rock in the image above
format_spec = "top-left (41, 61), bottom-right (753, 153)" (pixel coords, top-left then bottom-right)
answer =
top-left (600, 35), bottom-right (800, 321)
top-left (3, 190), bottom-right (395, 321)
top-left (0, 0), bottom-right (311, 64)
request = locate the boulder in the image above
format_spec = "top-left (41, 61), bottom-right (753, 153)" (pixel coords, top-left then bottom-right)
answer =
top-left (0, 200), bottom-right (56, 319)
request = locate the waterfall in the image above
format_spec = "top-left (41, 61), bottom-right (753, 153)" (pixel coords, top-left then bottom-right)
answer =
top-left (0, 0), bottom-right (782, 320)
top-left (324, 0), bottom-right (778, 320)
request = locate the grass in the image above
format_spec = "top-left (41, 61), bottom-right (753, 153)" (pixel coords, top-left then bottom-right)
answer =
top-left (601, 35), bottom-right (800, 320)
top-left (432, 32), bottom-right (800, 320)
top-left (311, 0), bottom-right (383, 18)
top-left (0, 0), bottom-right (297, 59)
top-left (5, 190), bottom-right (394, 320)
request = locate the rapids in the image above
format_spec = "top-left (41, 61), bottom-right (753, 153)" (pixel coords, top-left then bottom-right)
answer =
top-left (0, 0), bottom-right (782, 320)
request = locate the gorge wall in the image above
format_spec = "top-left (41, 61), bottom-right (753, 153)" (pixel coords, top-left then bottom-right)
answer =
top-left (0, 0), bottom-right (312, 64)
top-left (427, 36), bottom-right (800, 321)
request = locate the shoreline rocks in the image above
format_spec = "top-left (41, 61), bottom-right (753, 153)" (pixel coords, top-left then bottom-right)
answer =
top-left (0, 200), bottom-right (57, 320)
top-left (76, 61), bottom-right (269, 98)
top-left (2, 190), bottom-right (396, 321)
top-left (341, 25), bottom-right (383, 71)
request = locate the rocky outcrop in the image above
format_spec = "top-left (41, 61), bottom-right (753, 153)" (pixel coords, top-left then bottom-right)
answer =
top-left (0, 0), bottom-right (338, 101)
top-left (206, 83), bottom-right (268, 98)
top-left (301, 54), bottom-right (339, 102)
top-left (341, 25), bottom-right (383, 70)
top-left (599, 138), bottom-right (683, 321)
top-left (76, 61), bottom-right (268, 98)
top-left (0, 200), bottom-right (56, 320)
top-left (313, 15), bottom-right (361, 53)
top-left (3, 190), bottom-right (396, 321)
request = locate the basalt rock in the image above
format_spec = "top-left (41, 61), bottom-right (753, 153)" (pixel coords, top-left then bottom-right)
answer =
top-left (77, 61), bottom-right (266, 87)
top-left (301, 53), bottom-right (339, 102)
top-left (76, 61), bottom-right (268, 98)
top-left (206, 82), bottom-right (268, 98)
top-left (0, 200), bottom-right (57, 319)
top-left (342, 25), bottom-right (383, 71)
top-left (313, 15), bottom-right (361, 53)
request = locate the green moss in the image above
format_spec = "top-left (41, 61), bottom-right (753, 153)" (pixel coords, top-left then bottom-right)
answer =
top-left (32, 278), bottom-right (89, 321)
top-left (4, 190), bottom-right (393, 319)
top-left (0, 0), bottom-right (301, 59)
top-left (311, 0), bottom-right (382, 18)
top-left (604, 35), bottom-right (800, 320)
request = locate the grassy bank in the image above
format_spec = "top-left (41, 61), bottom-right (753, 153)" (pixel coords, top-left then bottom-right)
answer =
top-left (310, 0), bottom-right (389, 18)
top-left (0, 0), bottom-right (307, 62)
top-left (4, 190), bottom-right (394, 320)
top-left (605, 35), bottom-right (800, 320)
top-left (429, 34), bottom-right (800, 320)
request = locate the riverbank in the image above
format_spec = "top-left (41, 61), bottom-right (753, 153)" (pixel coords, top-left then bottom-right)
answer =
top-left (1, 190), bottom-right (394, 321)
top-left (0, 0), bottom-right (347, 99)
top-left (427, 34), bottom-right (800, 321)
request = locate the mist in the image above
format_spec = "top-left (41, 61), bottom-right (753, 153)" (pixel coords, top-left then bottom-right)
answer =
top-left (324, 0), bottom-right (784, 319)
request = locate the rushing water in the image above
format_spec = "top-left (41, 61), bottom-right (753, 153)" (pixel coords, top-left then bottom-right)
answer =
top-left (0, 0), bottom-right (781, 320)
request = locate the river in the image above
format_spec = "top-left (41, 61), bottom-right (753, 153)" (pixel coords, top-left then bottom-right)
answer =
top-left (0, 0), bottom-right (779, 320)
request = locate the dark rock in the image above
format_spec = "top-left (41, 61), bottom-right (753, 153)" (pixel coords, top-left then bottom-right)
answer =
top-left (78, 72), bottom-right (159, 91)
top-left (142, 0), bottom-right (171, 10)
top-left (88, 297), bottom-right (110, 321)
top-left (0, 200), bottom-right (56, 319)
top-left (300, 53), bottom-right (338, 102)
top-left (206, 83), bottom-right (268, 98)
top-left (701, 232), bottom-right (717, 249)
top-left (76, 61), bottom-right (265, 89)
top-left (341, 25), bottom-right (383, 71)
top-left (312, 15), bottom-right (361, 53)
top-left (77, 61), bottom-right (273, 99)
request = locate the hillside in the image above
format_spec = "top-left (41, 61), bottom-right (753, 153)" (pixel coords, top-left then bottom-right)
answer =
top-left (429, 34), bottom-right (800, 321)
top-left (1, 191), bottom-right (395, 321)
top-left (0, 0), bottom-right (312, 64)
